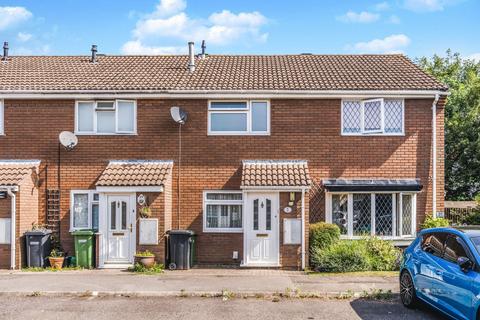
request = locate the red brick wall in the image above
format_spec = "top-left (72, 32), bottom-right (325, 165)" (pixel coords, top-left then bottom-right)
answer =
top-left (17, 174), bottom-right (39, 267)
top-left (0, 98), bottom-right (444, 266)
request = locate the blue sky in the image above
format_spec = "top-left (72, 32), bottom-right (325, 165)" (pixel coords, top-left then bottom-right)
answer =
top-left (0, 0), bottom-right (479, 60)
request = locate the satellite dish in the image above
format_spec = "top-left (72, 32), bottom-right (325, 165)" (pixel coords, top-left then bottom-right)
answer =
top-left (170, 107), bottom-right (188, 124)
top-left (59, 131), bottom-right (78, 151)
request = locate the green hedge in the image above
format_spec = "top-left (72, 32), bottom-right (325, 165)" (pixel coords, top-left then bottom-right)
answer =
top-left (421, 216), bottom-right (449, 229)
top-left (309, 222), bottom-right (401, 272)
top-left (309, 222), bottom-right (340, 251)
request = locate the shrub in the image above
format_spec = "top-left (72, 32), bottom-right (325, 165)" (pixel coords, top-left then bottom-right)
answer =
top-left (310, 237), bottom-right (401, 272)
top-left (135, 250), bottom-right (155, 257)
top-left (461, 209), bottom-right (480, 225)
top-left (128, 262), bottom-right (164, 274)
top-left (309, 222), bottom-right (340, 251)
top-left (311, 240), bottom-right (370, 272)
top-left (421, 216), bottom-right (450, 229)
top-left (364, 237), bottom-right (401, 271)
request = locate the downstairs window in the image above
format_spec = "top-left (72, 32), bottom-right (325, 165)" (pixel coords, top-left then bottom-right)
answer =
top-left (203, 191), bottom-right (243, 232)
top-left (327, 192), bottom-right (416, 238)
top-left (70, 190), bottom-right (99, 231)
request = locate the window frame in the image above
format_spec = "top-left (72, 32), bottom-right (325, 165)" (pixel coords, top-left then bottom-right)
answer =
top-left (75, 100), bottom-right (137, 135)
top-left (207, 100), bottom-right (270, 136)
top-left (70, 190), bottom-right (99, 231)
top-left (326, 191), bottom-right (416, 239)
top-left (203, 190), bottom-right (244, 233)
top-left (341, 98), bottom-right (405, 136)
top-left (0, 99), bottom-right (4, 135)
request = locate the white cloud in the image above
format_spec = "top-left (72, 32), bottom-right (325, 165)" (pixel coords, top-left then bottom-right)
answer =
top-left (122, 0), bottom-right (268, 55)
top-left (403, 0), bottom-right (454, 12)
top-left (375, 2), bottom-right (390, 11)
top-left (17, 32), bottom-right (32, 42)
top-left (337, 11), bottom-right (380, 23)
top-left (352, 34), bottom-right (411, 53)
top-left (0, 6), bottom-right (32, 30)
top-left (388, 15), bottom-right (401, 24)
top-left (467, 53), bottom-right (480, 62)
top-left (122, 40), bottom-right (185, 55)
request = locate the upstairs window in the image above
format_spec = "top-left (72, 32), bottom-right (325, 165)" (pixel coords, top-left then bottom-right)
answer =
top-left (208, 100), bottom-right (270, 135)
top-left (342, 99), bottom-right (404, 135)
top-left (75, 100), bottom-right (136, 135)
top-left (0, 100), bottom-right (4, 135)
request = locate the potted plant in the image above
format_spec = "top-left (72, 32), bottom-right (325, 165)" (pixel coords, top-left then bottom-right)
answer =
top-left (134, 250), bottom-right (155, 268)
top-left (48, 249), bottom-right (65, 269)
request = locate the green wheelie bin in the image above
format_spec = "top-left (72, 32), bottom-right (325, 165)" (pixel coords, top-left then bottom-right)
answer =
top-left (71, 230), bottom-right (94, 268)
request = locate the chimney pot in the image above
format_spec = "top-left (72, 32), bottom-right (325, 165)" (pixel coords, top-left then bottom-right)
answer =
top-left (188, 42), bottom-right (195, 72)
top-left (2, 42), bottom-right (9, 61)
top-left (200, 40), bottom-right (206, 59)
top-left (91, 44), bottom-right (98, 63)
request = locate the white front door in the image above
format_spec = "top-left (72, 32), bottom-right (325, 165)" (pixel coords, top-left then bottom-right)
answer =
top-left (106, 195), bottom-right (134, 263)
top-left (245, 192), bottom-right (279, 266)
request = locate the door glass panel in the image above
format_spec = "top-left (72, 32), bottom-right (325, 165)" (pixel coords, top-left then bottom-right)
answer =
top-left (353, 194), bottom-right (371, 236)
top-left (253, 199), bottom-right (259, 230)
top-left (110, 201), bottom-right (116, 230)
top-left (332, 194), bottom-right (348, 235)
top-left (266, 199), bottom-right (271, 230)
top-left (121, 201), bottom-right (127, 230)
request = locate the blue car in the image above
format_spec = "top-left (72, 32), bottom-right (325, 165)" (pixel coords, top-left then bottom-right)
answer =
top-left (400, 227), bottom-right (480, 319)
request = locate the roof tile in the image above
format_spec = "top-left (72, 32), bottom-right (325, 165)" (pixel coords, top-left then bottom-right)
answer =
top-left (96, 160), bottom-right (173, 187)
top-left (241, 160), bottom-right (311, 188)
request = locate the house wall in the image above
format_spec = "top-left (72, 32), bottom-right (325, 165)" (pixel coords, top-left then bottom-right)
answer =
top-left (17, 176), bottom-right (39, 267)
top-left (0, 98), bottom-right (445, 266)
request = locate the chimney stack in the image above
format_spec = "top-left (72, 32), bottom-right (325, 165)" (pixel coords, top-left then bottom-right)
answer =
top-left (200, 40), bottom-right (206, 59)
top-left (90, 44), bottom-right (97, 63)
top-left (188, 42), bottom-right (195, 72)
top-left (2, 42), bottom-right (9, 61)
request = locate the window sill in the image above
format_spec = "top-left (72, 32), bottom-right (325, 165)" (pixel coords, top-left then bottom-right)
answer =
top-left (207, 132), bottom-right (270, 136)
top-left (341, 133), bottom-right (405, 137)
top-left (203, 228), bottom-right (243, 233)
top-left (74, 132), bottom-right (137, 136)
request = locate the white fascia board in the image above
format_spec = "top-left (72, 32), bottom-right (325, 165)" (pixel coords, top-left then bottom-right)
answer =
top-left (96, 186), bottom-right (164, 193)
top-left (0, 90), bottom-right (449, 100)
top-left (0, 186), bottom-right (19, 192)
top-left (241, 186), bottom-right (310, 191)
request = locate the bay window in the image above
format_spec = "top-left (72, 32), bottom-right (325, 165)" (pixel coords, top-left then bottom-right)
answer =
top-left (70, 190), bottom-right (99, 231)
top-left (327, 192), bottom-right (416, 238)
top-left (342, 98), bottom-right (404, 135)
top-left (203, 191), bottom-right (243, 232)
top-left (208, 100), bottom-right (269, 135)
top-left (75, 100), bottom-right (136, 135)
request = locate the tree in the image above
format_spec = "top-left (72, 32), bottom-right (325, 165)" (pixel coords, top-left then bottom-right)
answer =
top-left (417, 51), bottom-right (480, 200)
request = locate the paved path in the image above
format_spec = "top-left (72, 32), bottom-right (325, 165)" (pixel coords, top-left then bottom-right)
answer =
top-left (0, 269), bottom-right (398, 297)
top-left (0, 296), bottom-right (448, 320)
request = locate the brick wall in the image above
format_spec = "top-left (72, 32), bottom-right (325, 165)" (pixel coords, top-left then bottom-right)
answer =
top-left (0, 98), bottom-right (444, 266)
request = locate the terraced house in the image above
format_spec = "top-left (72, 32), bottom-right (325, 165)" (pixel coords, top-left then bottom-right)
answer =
top-left (0, 42), bottom-right (448, 270)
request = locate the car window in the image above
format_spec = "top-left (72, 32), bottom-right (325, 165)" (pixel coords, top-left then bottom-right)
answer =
top-left (444, 235), bottom-right (468, 264)
top-left (422, 232), bottom-right (447, 258)
top-left (471, 236), bottom-right (480, 256)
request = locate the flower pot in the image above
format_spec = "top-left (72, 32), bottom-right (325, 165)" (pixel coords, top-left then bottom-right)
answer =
top-left (49, 257), bottom-right (65, 269)
top-left (135, 255), bottom-right (155, 268)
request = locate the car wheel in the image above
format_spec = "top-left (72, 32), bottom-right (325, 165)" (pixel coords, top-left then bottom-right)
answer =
top-left (400, 271), bottom-right (418, 308)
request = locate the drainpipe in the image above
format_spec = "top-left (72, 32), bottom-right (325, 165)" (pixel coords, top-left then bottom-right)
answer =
top-left (432, 94), bottom-right (440, 218)
top-left (301, 188), bottom-right (306, 270)
top-left (6, 187), bottom-right (16, 269)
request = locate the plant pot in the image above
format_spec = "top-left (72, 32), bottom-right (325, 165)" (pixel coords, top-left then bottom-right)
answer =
top-left (135, 255), bottom-right (155, 268)
top-left (49, 257), bottom-right (65, 269)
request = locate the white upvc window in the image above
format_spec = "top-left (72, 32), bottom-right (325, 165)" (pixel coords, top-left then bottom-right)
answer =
top-left (70, 190), bottom-right (99, 231)
top-left (0, 218), bottom-right (11, 244)
top-left (203, 191), bottom-right (243, 232)
top-left (208, 100), bottom-right (270, 135)
top-left (326, 192), bottom-right (416, 239)
top-left (75, 100), bottom-right (136, 135)
top-left (341, 98), bottom-right (404, 135)
top-left (0, 99), bottom-right (4, 135)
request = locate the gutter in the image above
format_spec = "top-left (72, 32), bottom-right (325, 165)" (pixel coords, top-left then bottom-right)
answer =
top-left (0, 90), bottom-right (449, 100)
top-left (1, 186), bottom-right (18, 269)
top-left (432, 93), bottom-right (440, 218)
